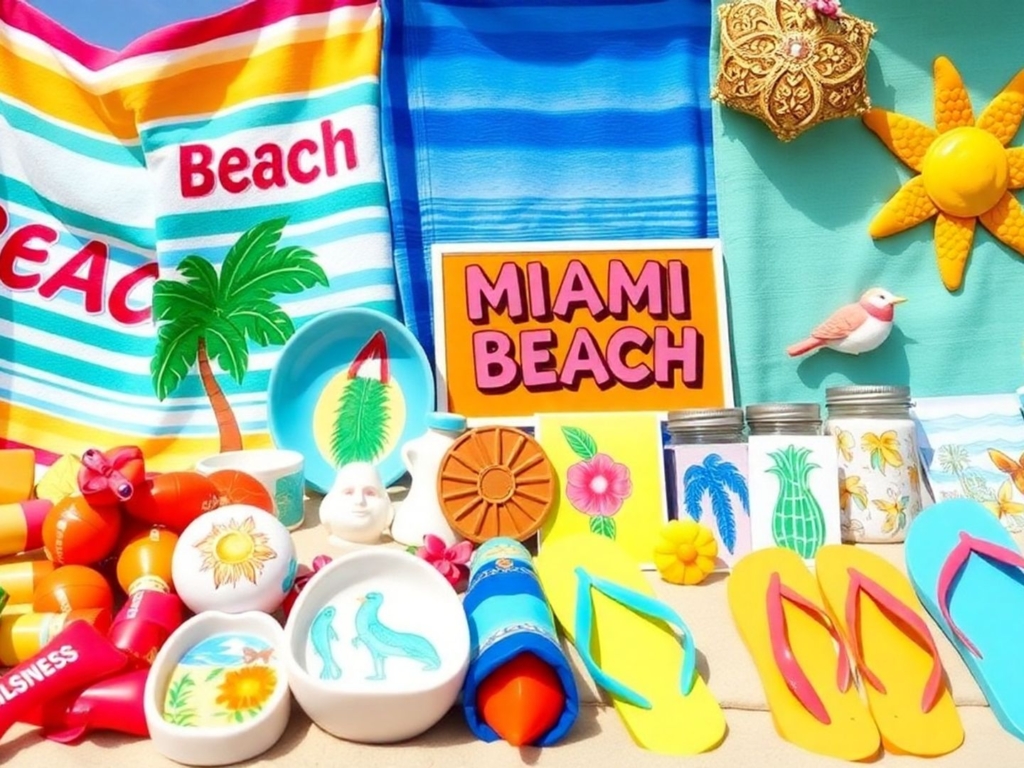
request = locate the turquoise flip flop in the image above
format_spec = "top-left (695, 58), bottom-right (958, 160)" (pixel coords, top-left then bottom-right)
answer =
top-left (905, 499), bottom-right (1024, 740)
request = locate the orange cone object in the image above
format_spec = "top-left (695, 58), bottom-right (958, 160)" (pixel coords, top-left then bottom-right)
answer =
top-left (478, 653), bottom-right (566, 747)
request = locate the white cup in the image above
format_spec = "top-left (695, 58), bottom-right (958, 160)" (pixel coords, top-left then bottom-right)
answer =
top-left (196, 449), bottom-right (305, 530)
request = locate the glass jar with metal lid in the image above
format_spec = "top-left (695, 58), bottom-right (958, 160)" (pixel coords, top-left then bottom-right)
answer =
top-left (666, 408), bottom-right (746, 444)
top-left (745, 403), bottom-right (822, 436)
top-left (664, 408), bottom-right (749, 568)
top-left (825, 385), bottom-right (921, 544)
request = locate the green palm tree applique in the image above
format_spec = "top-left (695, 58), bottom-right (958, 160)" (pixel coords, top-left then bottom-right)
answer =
top-left (329, 331), bottom-right (392, 467)
top-left (150, 217), bottom-right (329, 451)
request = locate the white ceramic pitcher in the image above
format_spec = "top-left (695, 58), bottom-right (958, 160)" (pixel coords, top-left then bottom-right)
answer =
top-left (391, 413), bottom-right (467, 547)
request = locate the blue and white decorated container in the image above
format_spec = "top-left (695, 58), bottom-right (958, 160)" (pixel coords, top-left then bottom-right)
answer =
top-left (461, 538), bottom-right (578, 746)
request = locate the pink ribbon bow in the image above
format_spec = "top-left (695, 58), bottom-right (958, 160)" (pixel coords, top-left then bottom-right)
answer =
top-left (78, 446), bottom-right (142, 502)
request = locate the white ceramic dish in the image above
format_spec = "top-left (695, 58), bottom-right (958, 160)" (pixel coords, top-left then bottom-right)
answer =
top-left (145, 611), bottom-right (290, 766)
top-left (284, 548), bottom-right (470, 743)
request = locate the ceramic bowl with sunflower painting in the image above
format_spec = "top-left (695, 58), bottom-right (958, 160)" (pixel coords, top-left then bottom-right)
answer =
top-left (172, 505), bottom-right (298, 615)
top-left (145, 610), bottom-right (290, 766)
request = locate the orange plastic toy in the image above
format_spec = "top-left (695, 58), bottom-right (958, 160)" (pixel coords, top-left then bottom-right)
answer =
top-left (0, 449), bottom-right (35, 504)
top-left (42, 495), bottom-right (122, 566)
top-left (117, 527), bottom-right (177, 594)
top-left (32, 565), bottom-right (114, 613)
top-left (208, 469), bottom-right (273, 513)
top-left (437, 426), bottom-right (555, 543)
top-left (124, 472), bottom-right (219, 532)
top-left (478, 653), bottom-right (566, 746)
top-left (0, 560), bottom-right (55, 605)
top-left (0, 500), bottom-right (51, 557)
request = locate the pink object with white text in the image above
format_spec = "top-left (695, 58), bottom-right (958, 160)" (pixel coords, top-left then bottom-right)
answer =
top-left (0, 620), bottom-right (128, 739)
top-left (25, 668), bottom-right (149, 743)
top-left (109, 590), bottom-right (185, 667)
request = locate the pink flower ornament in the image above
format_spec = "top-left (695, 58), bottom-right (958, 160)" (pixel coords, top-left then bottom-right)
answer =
top-left (417, 535), bottom-right (474, 588)
top-left (804, 0), bottom-right (844, 19)
top-left (566, 453), bottom-right (633, 517)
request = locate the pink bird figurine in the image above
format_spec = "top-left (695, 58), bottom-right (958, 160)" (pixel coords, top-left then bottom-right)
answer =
top-left (787, 288), bottom-right (906, 358)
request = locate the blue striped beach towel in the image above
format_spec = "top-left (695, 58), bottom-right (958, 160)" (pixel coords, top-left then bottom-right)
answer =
top-left (381, 0), bottom-right (717, 359)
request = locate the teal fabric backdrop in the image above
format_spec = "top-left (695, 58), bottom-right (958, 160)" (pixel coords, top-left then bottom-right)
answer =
top-left (712, 0), bottom-right (1024, 405)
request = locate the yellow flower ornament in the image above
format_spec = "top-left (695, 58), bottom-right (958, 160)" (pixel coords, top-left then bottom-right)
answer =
top-left (653, 520), bottom-right (718, 585)
top-left (864, 57), bottom-right (1024, 290)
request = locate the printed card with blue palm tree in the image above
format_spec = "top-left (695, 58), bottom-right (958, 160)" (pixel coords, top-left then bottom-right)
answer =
top-left (670, 445), bottom-right (750, 569)
top-left (536, 412), bottom-right (667, 569)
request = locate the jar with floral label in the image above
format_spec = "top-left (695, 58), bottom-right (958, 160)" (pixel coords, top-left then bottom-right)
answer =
top-left (825, 385), bottom-right (922, 543)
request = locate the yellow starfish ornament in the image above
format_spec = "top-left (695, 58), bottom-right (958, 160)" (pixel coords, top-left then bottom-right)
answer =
top-left (863, 57), bottom-right (1024, 291)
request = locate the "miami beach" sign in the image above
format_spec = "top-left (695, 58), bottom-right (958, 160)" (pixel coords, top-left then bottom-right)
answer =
top-left (431, 240), bottom-right (734, 424)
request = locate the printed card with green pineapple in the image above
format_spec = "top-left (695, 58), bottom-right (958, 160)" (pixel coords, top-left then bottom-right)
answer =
top-left (746, 435), bottom-right (842, 561)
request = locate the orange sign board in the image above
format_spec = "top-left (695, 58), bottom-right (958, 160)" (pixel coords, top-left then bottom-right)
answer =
top-left (431, 240), bottom-right (734, 422)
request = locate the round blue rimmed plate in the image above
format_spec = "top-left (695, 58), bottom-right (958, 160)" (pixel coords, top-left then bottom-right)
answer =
top-left (267, 308), bottom-right (434, 493)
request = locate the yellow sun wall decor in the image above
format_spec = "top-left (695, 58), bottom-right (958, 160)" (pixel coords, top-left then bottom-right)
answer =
top-left (863, 57), bottom-right (1024, 291)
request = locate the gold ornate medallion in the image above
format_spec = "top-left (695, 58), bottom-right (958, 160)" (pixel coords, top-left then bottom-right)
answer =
top-left (712, 0), bottom-right (876, 141)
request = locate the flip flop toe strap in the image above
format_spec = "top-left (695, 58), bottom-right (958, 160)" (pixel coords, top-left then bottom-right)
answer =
top-left (766, 572), bottom-right (851, 725)
top-left (573, 567), bottom-right (697, 711)
top-left (845, 567), bottom-right (943, 713)
top-left (937, 531), bottom-right (1024, 659)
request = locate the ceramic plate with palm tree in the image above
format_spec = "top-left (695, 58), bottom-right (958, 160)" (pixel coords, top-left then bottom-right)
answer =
top-left (267, 308), bottom-right (433, 492)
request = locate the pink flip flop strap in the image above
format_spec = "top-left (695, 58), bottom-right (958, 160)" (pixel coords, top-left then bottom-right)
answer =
top-left (844, 567), bottom-right (943, 713)
top-left (937, 531), bottom-right (1024, 659)
top-left (766, 572), bottom-right (852, 725)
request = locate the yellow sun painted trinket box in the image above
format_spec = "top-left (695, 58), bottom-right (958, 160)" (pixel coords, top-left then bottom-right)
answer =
top-left (171, 504), bottom-right (298, 615)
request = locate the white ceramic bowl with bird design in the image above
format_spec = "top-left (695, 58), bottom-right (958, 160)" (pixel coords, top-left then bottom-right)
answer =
top-left (283, 547), bottom-right (470, 743)
top-left (172, 504), bottom-right (298, 615)
top-left (145, 610), bottom-right (291, 766)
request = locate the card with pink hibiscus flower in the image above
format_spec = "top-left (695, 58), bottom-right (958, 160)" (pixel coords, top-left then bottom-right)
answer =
top-left (536, 412), bottom-right (668, 569)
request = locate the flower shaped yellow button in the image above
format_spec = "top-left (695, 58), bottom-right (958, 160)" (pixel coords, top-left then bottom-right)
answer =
top-left (653, 520), bottom-right (718, 586)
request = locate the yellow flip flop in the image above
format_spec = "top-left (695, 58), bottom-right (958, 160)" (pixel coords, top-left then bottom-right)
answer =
top-left (815, 545), bottom-right (964, 756)
top-left (728, 547), bottom-right (880, 760)
top-left (535, 533), bottom-right (726, 755)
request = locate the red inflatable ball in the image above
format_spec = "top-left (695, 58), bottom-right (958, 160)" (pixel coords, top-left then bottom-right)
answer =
top-left (124, 472), bottom-right (220, 533)
top-left (33, 565), bottom-right (115, 613)
top-left (42, 495), bottom-right (122, 566)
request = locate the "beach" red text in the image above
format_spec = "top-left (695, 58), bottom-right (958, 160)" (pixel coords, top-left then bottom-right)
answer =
top-left (179, 119), bottom-right (359, 198)
top-left (0, 204), bottom-right (155, 326)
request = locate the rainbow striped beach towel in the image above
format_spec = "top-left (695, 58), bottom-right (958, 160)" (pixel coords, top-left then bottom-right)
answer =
top-left (0, 0), bottom-right (397, 474)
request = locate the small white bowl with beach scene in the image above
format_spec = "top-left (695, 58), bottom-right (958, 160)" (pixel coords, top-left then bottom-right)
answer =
top-left (144, 611), bottom-right (290, 766)
top-left (283, 548), bottom-right (470, 743)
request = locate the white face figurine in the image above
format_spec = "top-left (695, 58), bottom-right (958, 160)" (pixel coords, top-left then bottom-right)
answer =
top-left (320, 462), bottom-right (394, 545)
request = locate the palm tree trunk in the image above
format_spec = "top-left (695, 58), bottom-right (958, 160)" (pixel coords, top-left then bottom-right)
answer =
top-left (197, 337), bottom-right (243, 452)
